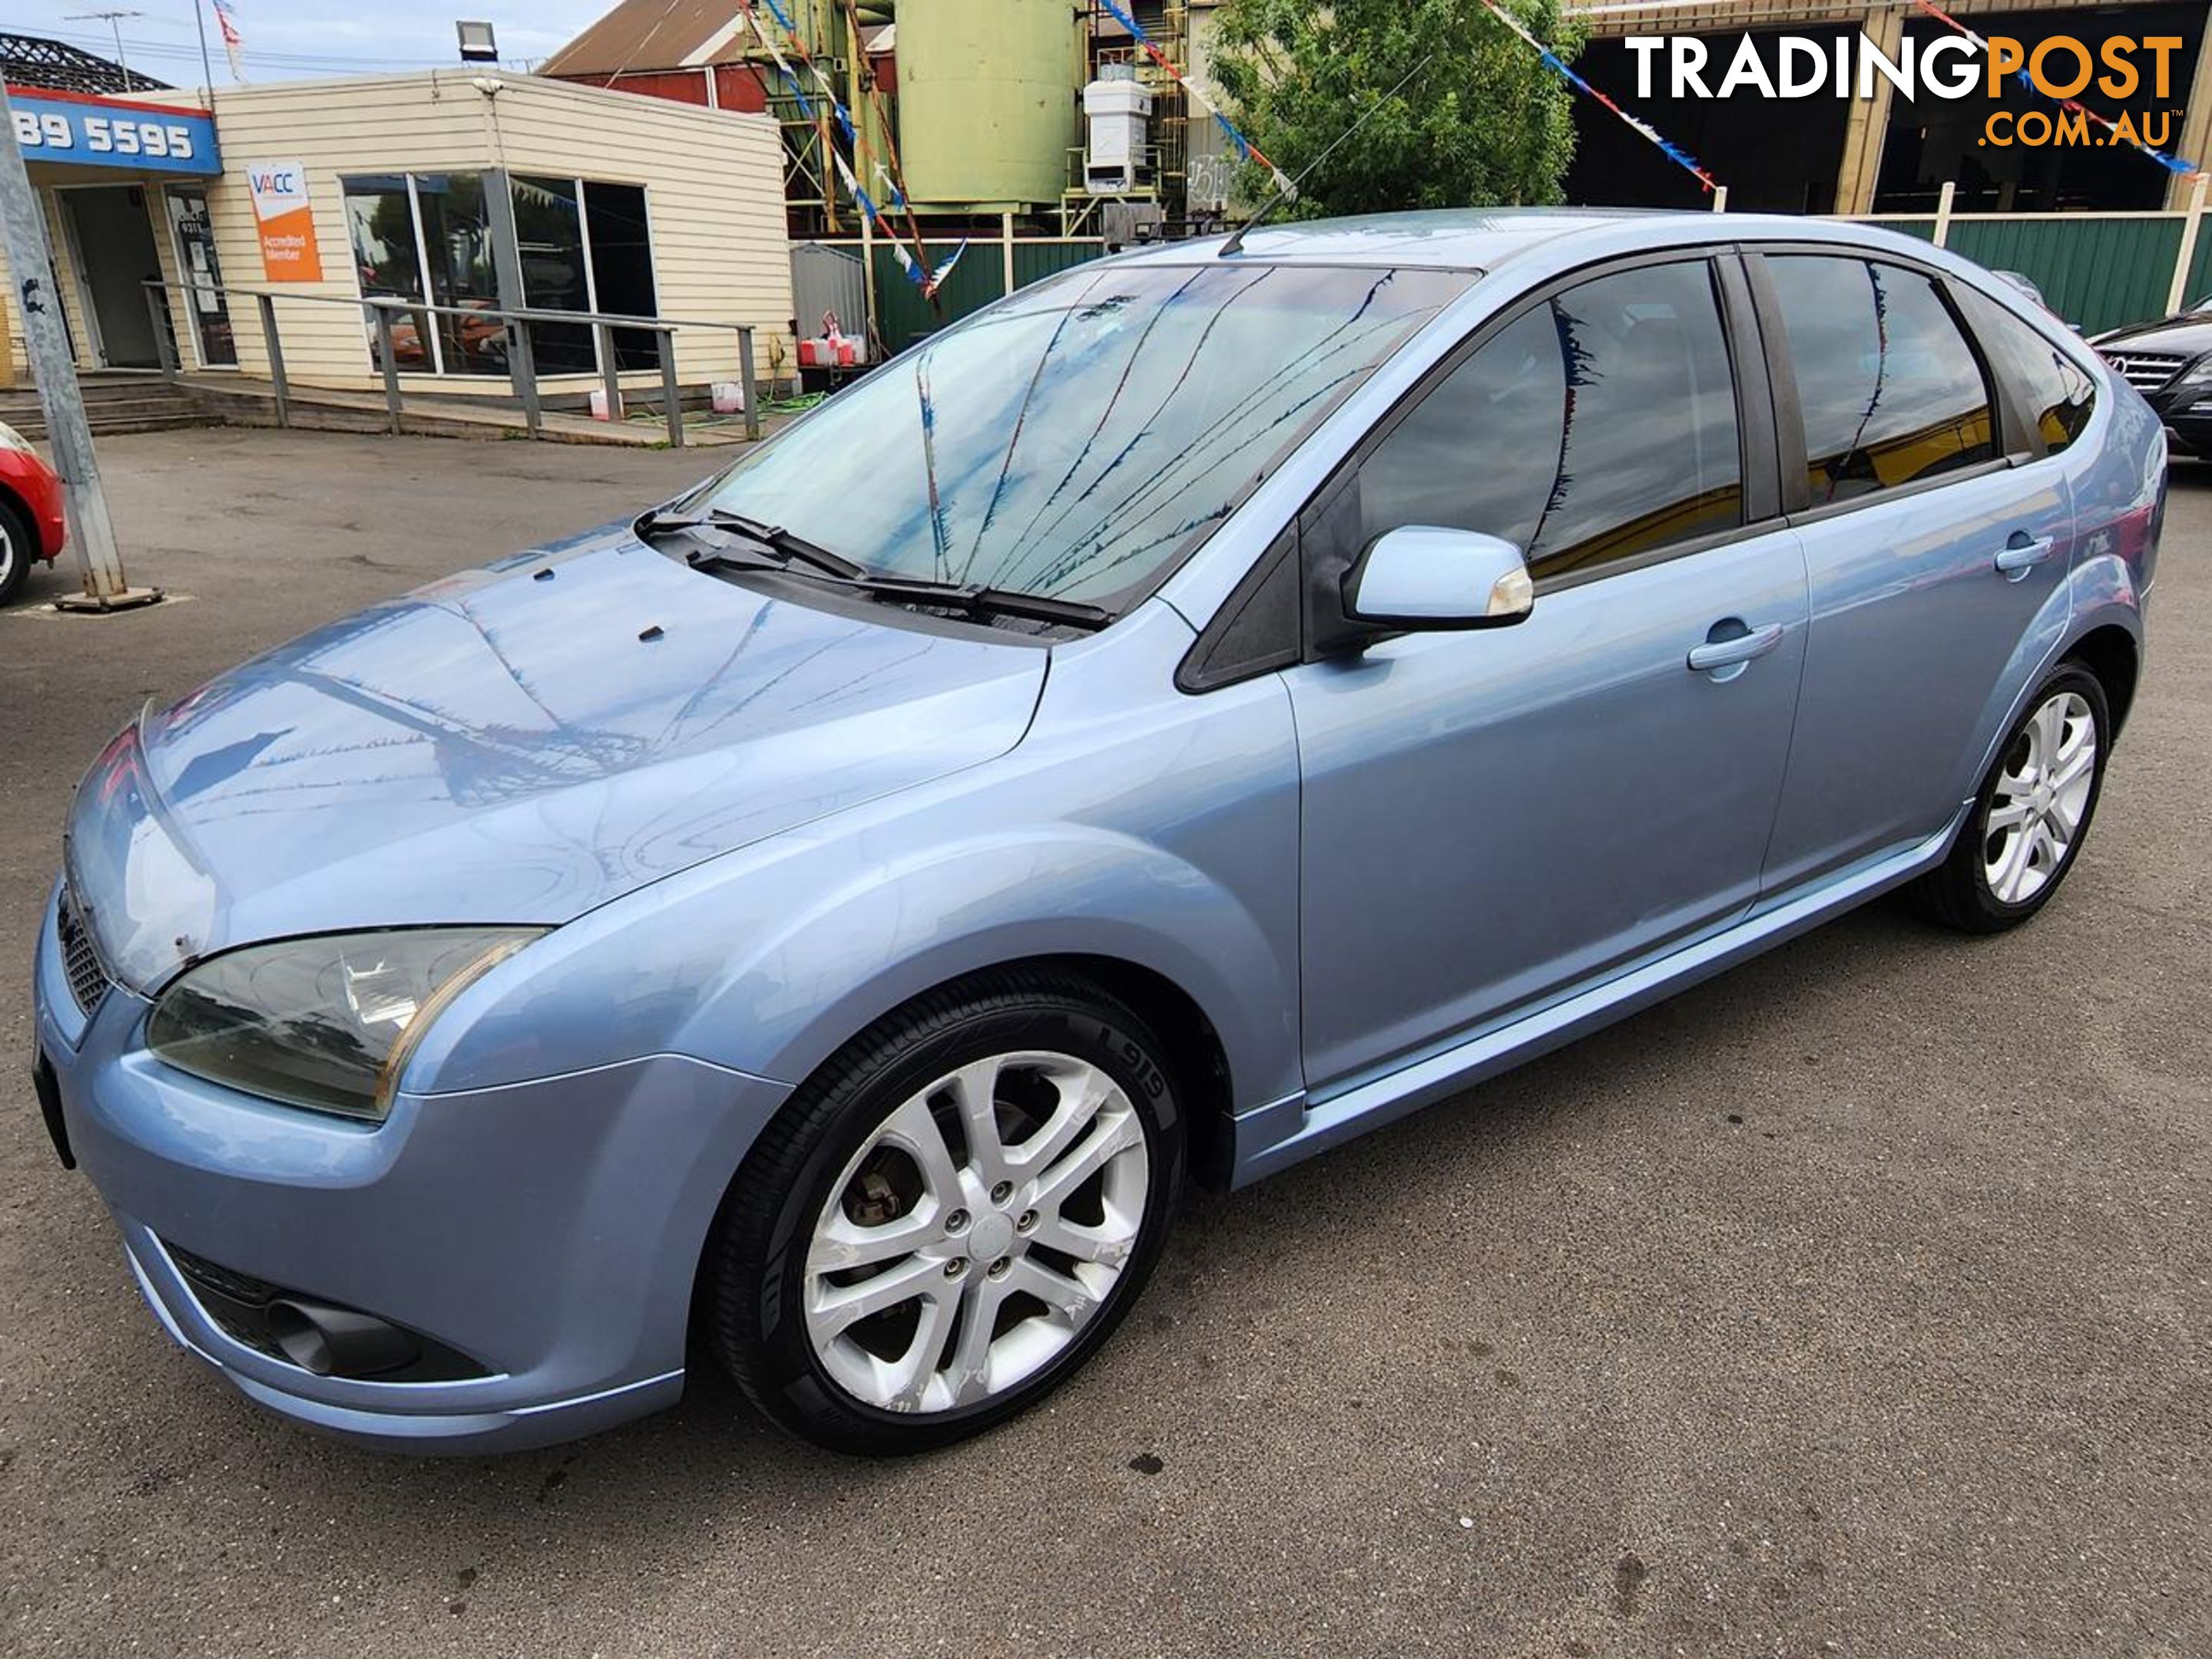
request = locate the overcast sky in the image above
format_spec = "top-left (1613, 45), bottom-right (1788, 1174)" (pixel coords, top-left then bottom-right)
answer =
top-left (1, 0), bottom-right (616, 81)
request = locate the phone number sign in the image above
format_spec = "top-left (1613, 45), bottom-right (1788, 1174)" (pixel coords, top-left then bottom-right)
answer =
top-left (8, 90), bottom-right (220, 176)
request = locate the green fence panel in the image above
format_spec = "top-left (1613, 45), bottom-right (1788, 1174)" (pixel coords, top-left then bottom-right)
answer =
top-left (2184, 218), bottom-right (2212, 313)
top-left (1013, 240), bottom-right (1105, 288)
top-left (1869, 218), bottom-right (1939, 243)
top-left (869, 240), bottom-right (1105, 355)
top-left (1940, 217), bottom-right (2182, 334)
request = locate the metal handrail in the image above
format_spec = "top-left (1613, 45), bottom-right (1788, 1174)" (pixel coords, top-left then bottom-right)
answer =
top-left (143, 276), bottom-right (762, 445)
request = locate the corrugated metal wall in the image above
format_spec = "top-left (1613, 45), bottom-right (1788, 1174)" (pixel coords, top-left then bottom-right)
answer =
top-left (1942, 218), bottom-right (2187, 335)
top-left (868, 239), bottom-right (1104, 353)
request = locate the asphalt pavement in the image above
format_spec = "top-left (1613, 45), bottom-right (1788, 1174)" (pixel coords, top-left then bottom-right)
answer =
top-left (1, 427), bottom-right (2206, 1657)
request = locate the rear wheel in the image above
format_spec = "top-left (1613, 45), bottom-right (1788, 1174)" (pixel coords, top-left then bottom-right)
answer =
top-left (0, 497), bottom-right (33, 607)
top-left (709, 971), bottom-right (1184, 1453)
top-left (1909, 664), bottom-right (2110, 933)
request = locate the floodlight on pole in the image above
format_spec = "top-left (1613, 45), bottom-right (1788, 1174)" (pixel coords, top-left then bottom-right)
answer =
top-left (457, 21), bottom-right (498, 62)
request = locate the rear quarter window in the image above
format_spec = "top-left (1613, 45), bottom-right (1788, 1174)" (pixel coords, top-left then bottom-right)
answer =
top-left (1950, 284), bottom-right (2096, 455)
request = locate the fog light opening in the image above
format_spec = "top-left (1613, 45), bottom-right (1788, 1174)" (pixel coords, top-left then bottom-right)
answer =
top-left (266, 1299), bottom-right (422, 1379)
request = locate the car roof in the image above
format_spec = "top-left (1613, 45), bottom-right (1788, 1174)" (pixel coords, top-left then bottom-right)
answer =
top-left (1106, 207), bottom-right (1928, 276)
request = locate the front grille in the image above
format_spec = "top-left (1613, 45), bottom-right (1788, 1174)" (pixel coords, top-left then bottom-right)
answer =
top-left (2099, 350), bottom-right (2188, 393)
top-left (165, 1241), bottom-right (289, 1360)
top-left (55, 886), bottom-right (111, 1016)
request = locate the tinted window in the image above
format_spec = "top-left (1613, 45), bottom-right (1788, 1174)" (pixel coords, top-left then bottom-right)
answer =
top-left (1952, 283), bottom-right (2095, 455)
top-left (1358, 260), bottom-right (1743, 583)
top-left (1770, 256), bottom-right (1995, 505)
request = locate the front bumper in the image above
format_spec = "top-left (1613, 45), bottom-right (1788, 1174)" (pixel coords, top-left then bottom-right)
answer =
top-left (31, 880), bottom-right (790, 1453)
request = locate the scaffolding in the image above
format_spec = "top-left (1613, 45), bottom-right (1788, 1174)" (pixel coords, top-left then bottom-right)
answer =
top-left (1062, 1), bottom-right (1197, 237)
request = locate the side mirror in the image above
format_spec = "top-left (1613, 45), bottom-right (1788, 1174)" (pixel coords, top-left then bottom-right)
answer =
top-left (1343, 525), bottom-right (1534, 631)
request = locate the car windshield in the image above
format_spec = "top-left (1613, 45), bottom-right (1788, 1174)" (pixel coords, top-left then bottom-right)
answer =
top-left (683, 262), bottom-right (1474, 608)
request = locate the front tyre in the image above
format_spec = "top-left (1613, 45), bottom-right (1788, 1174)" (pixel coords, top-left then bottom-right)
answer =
top-left (1909, 664), bottom-right (2111, 933)
top-left (710, 971), bottom-right (1184, 1454)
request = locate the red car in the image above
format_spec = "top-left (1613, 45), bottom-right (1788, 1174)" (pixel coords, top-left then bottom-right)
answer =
top-left (0, 420), bottom-right (68, 606)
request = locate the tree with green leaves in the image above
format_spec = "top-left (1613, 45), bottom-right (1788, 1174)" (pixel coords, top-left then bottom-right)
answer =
top-left (1208, 0), bottom-right (1584, 218)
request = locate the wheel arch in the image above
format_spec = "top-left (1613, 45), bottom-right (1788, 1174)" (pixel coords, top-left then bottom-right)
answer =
top-left (2065, 621), bottom-right (2141, 737)
top-left (680, 947), bottom-right (1243, 1373)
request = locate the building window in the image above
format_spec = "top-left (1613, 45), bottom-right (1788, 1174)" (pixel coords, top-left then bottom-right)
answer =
top-left (511, 174), bottom-right (660, 373)
top-left (163, 186), bottom-right (236, 368)
top-left (343, 171), bottom-right (657, 378)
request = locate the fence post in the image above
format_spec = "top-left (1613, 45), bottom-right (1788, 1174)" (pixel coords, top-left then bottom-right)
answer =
top-left (594, 323), bottom-right (623, 426)
top-left (144, 284), bottom-right (178, 382)
top-left (256, 293), bottom-right (290, 429)
top-left (737, 326), bottom-right (760, 442)
top-left (373, 304), bottom-right (403, 435)
top-left (1710, 186), bottom-right (1728, 214)
top-left (512, 321), bottom-right (541, 438)
top-left (1002, 209), bottom-right (1017, 293)
top-left (657, 328), bottom-right (683, 448)
top-left (2168, 171), bottom-right (2210, 316)
top-left (1933, 180), bottom-right (1956, 250)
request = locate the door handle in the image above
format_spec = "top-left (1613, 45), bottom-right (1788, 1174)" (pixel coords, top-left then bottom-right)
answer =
top-left (1995, 534), bottom-right (2057, 577)
top-left (1687, 622), bottom-right (1786, 674)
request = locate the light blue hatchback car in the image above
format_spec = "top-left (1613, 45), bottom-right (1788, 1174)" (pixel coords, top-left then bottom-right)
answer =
top-left (32, 211), bottom-right (2161, 1455)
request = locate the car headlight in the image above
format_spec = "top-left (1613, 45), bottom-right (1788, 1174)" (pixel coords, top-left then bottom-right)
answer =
top-left (2171, 353), bottom-right (2212, 393)
top-left (147, 927), bottom-right (544, 1121)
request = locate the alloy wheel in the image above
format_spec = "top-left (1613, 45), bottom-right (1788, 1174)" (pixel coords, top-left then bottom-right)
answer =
top-left (802, 1050), bottom-right (1150, 1415)
top-left (1983, 689), bottom-right (2098, 906)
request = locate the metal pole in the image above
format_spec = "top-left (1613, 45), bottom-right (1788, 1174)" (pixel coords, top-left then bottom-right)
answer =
top-left (256, 292), bottom-right (289, 429)
top-left (737, 326), bottom-right (760, 441)
top-left (594, 322), bottom-right (623, 425)
top-left (374, 304), bottom-right (403, 433)
top-left (657, 328), bottom-right (683, 447)
top-left (144, 284), bottom-right (177, 382)
top-left (482, 166), bottom-right (541, 437)
top-left (190, 0), bottom-right (217, 98)
top-left (0, 83), bottom-right (154, 609)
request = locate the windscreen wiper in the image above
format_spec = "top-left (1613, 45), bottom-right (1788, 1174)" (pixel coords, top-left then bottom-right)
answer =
top-left (641, 507), bottom-right (1111, 631)
top-left (834, 575), bottom-right (1114, 631)
top-left (634, 506), bottom-right (861, 578)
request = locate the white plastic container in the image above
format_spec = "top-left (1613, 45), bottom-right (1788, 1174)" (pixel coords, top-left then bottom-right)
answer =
top-left (588, 388), bottom-right (612, 421)
top-left (710, 381), bottom-right (746, 413)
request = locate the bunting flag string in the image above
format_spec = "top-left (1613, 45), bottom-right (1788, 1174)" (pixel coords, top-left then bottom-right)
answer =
top-left (1096, 0), bottom-right (1296, 200)
top-left (737, 2), bottom-right (954, 293)
top-left (1908, 0), bottom-right (2200, 179)
top-left (1475, 0), bottom-right (1717, 192)
top-left (211, 0), bottom-right (248, 82)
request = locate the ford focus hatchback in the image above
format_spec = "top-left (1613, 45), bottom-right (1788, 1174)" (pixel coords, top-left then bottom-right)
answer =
top-left (31, 211), bottom-right (2160, 1455)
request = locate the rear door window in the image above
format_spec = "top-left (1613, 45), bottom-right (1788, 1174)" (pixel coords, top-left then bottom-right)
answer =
top-left (1766, 255), bottom-right (1995, 505)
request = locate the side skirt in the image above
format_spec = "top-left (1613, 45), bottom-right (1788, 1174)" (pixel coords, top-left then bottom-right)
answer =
top-left (1229, 804), bottom-right (1971, 1187)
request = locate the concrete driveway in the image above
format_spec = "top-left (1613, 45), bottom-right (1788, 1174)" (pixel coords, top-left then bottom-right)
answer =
top-left (2, 429), bottom-right (2206, 1657)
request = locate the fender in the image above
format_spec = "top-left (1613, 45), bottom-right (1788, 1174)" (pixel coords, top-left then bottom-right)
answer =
top-left (407, 604), bottom-right (1306, 1115)
top-left (1961, 531), bottom-right (2147, 796)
